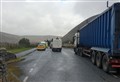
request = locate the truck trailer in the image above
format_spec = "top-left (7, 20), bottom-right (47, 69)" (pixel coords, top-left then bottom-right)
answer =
top-left (74, 3), bottom-right (120, 73)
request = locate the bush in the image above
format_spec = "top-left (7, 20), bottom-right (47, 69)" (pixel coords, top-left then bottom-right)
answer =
top-left (18, 38), bottom-right (30, 47)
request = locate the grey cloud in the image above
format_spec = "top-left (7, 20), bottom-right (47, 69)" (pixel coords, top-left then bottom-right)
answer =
top-left (1, 0), bottom-right (120, 36)
top-left (1, 0), bottom-right (119, 1)
top-left (2, 2), bottom-right (83, 36)
top-left (0, 2), bottom-right (1, 32)
top-left (74, 0), bottom-right (119, 19)
top-left (2, 0), bottom-right (61, 1)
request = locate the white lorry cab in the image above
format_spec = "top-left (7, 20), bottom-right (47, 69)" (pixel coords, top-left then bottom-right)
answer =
top-left (51, 38), bottom-right (62, 52)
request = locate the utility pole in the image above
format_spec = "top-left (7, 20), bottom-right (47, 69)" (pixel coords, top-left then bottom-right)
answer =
top-left (0, 48), bottom-right (8, 82)
top-left (107, 1), bottom-right (109, 8)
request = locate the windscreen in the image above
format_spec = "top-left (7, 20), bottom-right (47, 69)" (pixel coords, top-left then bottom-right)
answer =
top-left (39, 43), bottom-right (45, 46)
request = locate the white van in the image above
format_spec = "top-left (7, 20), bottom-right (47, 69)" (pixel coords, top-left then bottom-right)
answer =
top-left (51, 38), bottom-right (62, 52)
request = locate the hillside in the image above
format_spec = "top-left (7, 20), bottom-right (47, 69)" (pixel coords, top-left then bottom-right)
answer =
top-left (0, 32), bottom-right (21, 44)
top-left (23, 35), bottom-right (61, 43)
top-left (62, 15), bottom-right (99, 43)
top-left (0, 32), bottom-right (61, 44)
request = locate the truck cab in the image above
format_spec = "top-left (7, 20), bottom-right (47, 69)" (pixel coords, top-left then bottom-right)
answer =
top-left (73, 30), bottom-right (80, 54)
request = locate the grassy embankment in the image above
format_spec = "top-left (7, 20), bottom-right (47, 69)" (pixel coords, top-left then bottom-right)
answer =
top-left (7, 47), bottom-right (33, 64)
top-left (5, 47), bottom-right (34, 82)
top-left (7, 63), bottom-right (22, 82)
top-left (8, 47), bottom-right (32, 54)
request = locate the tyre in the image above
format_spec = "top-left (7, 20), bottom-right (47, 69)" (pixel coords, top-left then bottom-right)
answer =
top-left (96, 52), bottom-right (102, 68)
top-left (91, 51), bottom-right (96, 65)
top-left (102, 55), bottom-right (109, 73)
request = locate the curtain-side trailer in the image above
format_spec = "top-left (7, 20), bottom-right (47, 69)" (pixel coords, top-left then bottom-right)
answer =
top-left (74, 3), bottom-right (120, 73)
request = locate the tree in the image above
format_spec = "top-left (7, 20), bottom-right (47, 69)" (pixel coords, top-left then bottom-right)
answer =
top-left (19, 38), bottom-right (30, 47)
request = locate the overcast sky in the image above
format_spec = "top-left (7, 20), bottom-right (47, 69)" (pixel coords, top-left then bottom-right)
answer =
top-left (0, 0), bottom-right (119, 36)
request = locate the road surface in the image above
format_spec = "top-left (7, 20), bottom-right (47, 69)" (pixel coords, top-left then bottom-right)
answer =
top-left (18, 48), bottom-right (120, 82)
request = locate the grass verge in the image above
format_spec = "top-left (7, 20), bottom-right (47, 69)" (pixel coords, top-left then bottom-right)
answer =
top-left (0, 47), bottom-right (35, 82)
top-left (5, 56), bottom-right (26, 82)
top-left (7, 63), bottom-right (22, 82)
top-left (8, 47), bottom-right (32, 54)
top-left (7, 56), bottom-right (25, 64)
top-left (4, 57), bottom-right (25, 82)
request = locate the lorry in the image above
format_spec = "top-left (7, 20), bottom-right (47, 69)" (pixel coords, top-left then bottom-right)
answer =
top-left (51, 38), bottom-right (62, 52)
top-left (73, 3), bottom-right (120, 73)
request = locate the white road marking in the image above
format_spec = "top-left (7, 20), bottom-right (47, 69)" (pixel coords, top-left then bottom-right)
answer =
top-left (23, 76), bottom-right (29, 82)
top-left (29, 68), bottom-right (33, 73)
top-left (112, 74), bottom-right (119, 78)
top-left (62, 51), bottom-right (69, 56)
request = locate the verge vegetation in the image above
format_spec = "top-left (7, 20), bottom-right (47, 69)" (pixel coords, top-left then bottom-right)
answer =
top-left (0, 38), bottom-right (37, 82)
top-left (8, 47), bottom-right (33, 54)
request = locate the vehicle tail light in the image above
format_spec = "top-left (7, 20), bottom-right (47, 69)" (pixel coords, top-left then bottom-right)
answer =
top-left (109, 59), bottom-right (120, 64)
top-left (110, 59), bottom-right (120, 68)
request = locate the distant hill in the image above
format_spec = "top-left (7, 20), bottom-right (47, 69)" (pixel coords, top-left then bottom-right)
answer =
top-left (62, 15), bottom-right (99, 43)
top-left (0, 32), bottom-right (61, 44)
top-left (23, 35), bottom-right (61, 43)
top-left (0, 32), bottom-right (21, 44)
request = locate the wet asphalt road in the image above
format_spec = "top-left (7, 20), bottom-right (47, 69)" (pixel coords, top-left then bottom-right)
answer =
top-left (18, 48), bottom-right (120, 82)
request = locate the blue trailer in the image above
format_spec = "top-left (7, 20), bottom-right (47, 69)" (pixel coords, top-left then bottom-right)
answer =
top-left (74, 3), bottom-right (120, 73)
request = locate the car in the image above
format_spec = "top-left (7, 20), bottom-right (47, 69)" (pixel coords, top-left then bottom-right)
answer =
top-left (36, 42), bottom-right (46, 51)
top-left (40, 41), bottom-right (48, 48)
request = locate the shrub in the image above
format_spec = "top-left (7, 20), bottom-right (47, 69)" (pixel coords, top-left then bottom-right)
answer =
top-left (18, 38), bottom-right (30, 47)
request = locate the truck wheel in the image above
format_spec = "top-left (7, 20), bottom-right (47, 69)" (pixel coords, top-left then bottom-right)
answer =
top-left (96, 52), bottom-right (102, 68)
top-left (91, 51), bottom-right (96, 65)
top-left (102, 55), bottom-right (109, 73)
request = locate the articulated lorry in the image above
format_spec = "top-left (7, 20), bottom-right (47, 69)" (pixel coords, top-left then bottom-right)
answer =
top-left (74, 3), bottom-right (120, 73)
